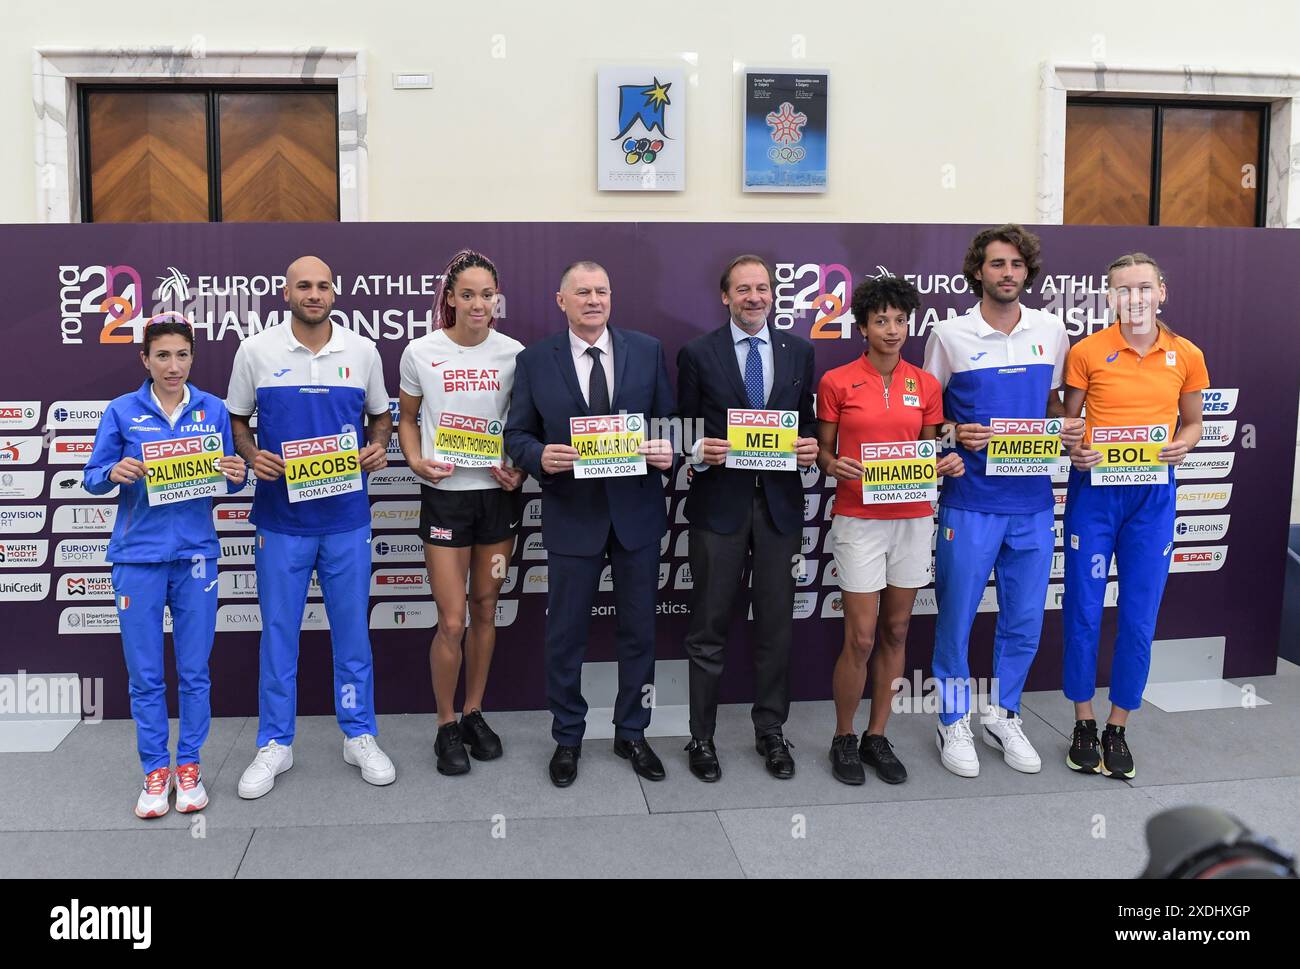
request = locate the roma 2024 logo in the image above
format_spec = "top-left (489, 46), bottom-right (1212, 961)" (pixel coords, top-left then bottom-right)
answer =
top-left (57, 264), bottom-right (190, 345)
top-left (774, 261), bottom-right (882, 339)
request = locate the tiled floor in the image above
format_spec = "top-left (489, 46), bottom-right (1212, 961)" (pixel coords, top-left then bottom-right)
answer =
top-left (3, 664), bottom-right (1297, 878)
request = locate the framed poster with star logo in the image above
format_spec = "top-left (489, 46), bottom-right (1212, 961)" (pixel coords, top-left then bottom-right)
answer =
top-left (743, 70), bottom-right (828, 193)
top-left (597, 67), bottom-right (687, 192)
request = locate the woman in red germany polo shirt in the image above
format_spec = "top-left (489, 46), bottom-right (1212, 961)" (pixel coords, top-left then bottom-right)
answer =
top-left (817, 276), bottom-right (963, 786)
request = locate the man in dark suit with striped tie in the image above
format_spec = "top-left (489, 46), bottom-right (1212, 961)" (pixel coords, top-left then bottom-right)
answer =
top-left (675, 255), bottom-right (819, 782)
top-left (504, 261), bottom-right (676, 788)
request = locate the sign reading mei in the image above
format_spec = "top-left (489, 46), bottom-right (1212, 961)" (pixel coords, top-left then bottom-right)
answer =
top-left (1090, 425), bottom-right (1170, 486)
top-left (570, 413), bottom-right (646, 479)
top-left (725, 409), bottom-right (798, 471)
top-left (281, 433), bottom-right (362, 503)
top-left (141, 435), bottom-right (225, 506)
top-left (433, 412), bottom-right (503, 468)
top-left (860, 440), bottom-right (937, 504)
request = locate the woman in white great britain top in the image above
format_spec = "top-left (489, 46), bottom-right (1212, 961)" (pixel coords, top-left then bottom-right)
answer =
top-left (398, 250), bottom-right (525, 776)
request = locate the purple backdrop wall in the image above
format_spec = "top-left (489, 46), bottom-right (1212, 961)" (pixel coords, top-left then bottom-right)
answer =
top-left (1, 222), bottom-right (1294, 719)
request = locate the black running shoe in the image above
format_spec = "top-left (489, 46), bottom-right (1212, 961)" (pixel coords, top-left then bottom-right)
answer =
top-left (434, 721), bottom-right (471, 775)
top-left (459, 709), bottom-right (503, 761)
top-left (1100, 724), bottom-right (1135, 779)
top-left (860, 733), bottom-right (907, 784)
top-left (1067, 719), bottom-right (1101, 774)
top-left (829, 734), bottom-right (865, 786)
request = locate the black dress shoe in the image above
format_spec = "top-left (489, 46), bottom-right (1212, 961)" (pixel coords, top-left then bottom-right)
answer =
top-left (860, 733), bottom-right (907, 784)
top-left (756, 733), bottom-right (796, 779)
top-left (459, 709), bottom-right (503, 761)
top-left (613, 738), bottom-right (666, 781)
top-left (434, 721), bottom-right (471, 776)
top-left (684, 738), bottom-right (721, 783)
top-left (549, 744), bottom-right (581, 787)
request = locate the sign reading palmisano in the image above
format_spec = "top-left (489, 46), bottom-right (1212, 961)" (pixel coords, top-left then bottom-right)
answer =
top-left (0, 471), bottom-right (44, 500)
top-left (57, 572), bottom-right (115, 601)
top-left (370, 535), bottom-right (425, 563)
top-left (1177, 483), bottom-right (1232, 511)
top-left (60, 606), bottom-right (173, 635)
top-left (367, 467), bottom-right (421, 495)
top-left (52, 504), bottom-right (115, 533)
top-left (1177, 453), bottom-right (1234, 480)
top-left (0, 402), bottom-right (40, 430)
top-left (0, 573), bottom-right (50, 601)
top-left (370, 600), bottom-right (438, 629)
top-left (48, 436), bottom-right (96, 465)
top-left (0, 437), bottom-right (44, 466)
top-left (46, 401), bottom-right (109, 429)
top-left (0, 540), bottom-right (49, 568)
top-left (0, 505), bottom-right (47, 533)
top-left (370, 501), bottom-right (419, 529)
top-left (219, 536), bottom-right (256, 565)
top-left (54, 539), bottom-right (109, 567)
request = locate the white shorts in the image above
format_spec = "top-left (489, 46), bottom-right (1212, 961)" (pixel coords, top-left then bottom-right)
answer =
top-left (830, 514), bottom-right (934, 594)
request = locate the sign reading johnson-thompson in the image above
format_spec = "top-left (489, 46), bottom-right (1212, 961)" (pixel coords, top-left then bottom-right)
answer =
top-left (281, 432), bottom-right (363, 503)
top-left (860, 439), bottom-right (937, 504)
top-left (141, 434), bottom-right (225, 506)
top-left (433, 412), bottom-right (504, 468)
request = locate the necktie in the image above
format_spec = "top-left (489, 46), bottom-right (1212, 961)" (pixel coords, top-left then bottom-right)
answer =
top-left (743, 336), bottom-right (764, 408)
top-left (586, 346), bottom-right (610, 414)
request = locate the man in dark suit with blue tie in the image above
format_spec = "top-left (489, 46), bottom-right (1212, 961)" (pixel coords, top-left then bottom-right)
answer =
top-left (676, 254), bottom-right (819, 782)
top-left (505, 261), bottom-right (676, 788)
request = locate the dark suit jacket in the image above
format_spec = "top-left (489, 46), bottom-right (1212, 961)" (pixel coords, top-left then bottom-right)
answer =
top-left (676, 324), bottom-right (816, 536)
top-left (505, 326), bottom-right (675, 556)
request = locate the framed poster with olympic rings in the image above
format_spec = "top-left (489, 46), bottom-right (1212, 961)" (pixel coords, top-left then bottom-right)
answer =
top-left (743, 69), bottom-right (828, 193)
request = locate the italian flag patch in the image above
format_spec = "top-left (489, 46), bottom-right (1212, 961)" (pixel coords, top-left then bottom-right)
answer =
top-left (338, 367), bottom-right (351, 379)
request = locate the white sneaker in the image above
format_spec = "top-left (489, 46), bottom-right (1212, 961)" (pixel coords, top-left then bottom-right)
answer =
top-left (238, 740), bottom-right (293, 799)
top-left (134, 766), bottom-right (173, 819)
top-left (343, 734), bottom-right (396, 786)
top-left (981, 706), bottom-right (1042, 773)
top-left (936, 714), bottom-right (980, 777)
top-left (174, 762), bottom-right (209, 812)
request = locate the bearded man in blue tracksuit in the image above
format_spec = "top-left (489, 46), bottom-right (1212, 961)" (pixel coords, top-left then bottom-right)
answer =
top-left (83, 318), bottom-right (246, 819)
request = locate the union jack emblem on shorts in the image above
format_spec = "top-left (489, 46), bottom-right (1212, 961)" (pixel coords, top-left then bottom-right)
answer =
top-left (430, 527), bottom-right (453, 541)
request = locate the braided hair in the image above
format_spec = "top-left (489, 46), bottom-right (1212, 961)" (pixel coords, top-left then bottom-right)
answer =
top-left (434, 249), bottom-right (499, 329)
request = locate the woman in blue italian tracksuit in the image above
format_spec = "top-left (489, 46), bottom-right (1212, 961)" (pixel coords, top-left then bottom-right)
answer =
top-left (83, 319), bottom-right (246, 819)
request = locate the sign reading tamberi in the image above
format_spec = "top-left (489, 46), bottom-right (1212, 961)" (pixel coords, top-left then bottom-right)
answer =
top-left (986, 418), bottom-right (1065, 476)
top-left (860, 440), bottom-right (937, 504)
top-left (725, 409), bottom-right (798, 471)
top-left (433, 412), bottom-right (503, 468)
top-left (282, 432), bottom-right (363, 503)
top-left (570, 413), bottom-right (646, 479)
top-left (142, 434), bottom-right (225, 506)
top-left (1090, 424), bottom-right (1171, 486)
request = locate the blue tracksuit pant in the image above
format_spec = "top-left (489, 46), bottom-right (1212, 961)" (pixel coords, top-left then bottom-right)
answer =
top-left (932, 504), bottom-right (1056, 725)
top-left (112, 560), bottom-right (218, 773)
top-left (1062, 469), bottom-right (1176, 711)
top-left (254, 525), bottom-right (378, 746)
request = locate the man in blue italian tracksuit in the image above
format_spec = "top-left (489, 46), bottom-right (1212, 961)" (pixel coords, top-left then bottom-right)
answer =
top-left (922, 225), bottom-right (1083, 778)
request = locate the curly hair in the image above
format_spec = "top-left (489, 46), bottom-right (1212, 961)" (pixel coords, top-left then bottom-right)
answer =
top-left (852, 275), bottom-right (921, 324)
top-left (962, 223), bottom-right (1042, 297)
top-left (435, 249), bottom-right (499, 329)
